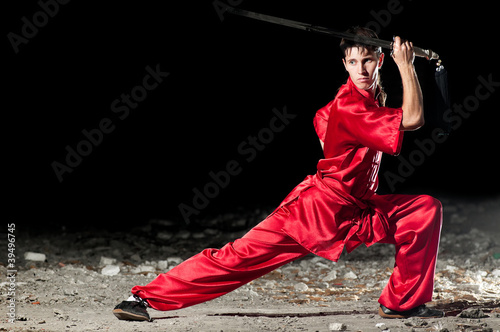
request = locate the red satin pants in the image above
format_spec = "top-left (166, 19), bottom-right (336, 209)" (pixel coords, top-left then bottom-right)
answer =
top-left (132, 194), bottom-right (442, 312)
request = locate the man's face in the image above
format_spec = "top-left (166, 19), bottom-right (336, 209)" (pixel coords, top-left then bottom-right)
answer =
top-left (343, 47), bottom-right (384, 92)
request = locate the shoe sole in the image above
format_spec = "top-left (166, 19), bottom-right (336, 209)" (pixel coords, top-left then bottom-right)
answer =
top-left (378, 307), bottom-right (443, 319)
top-left (113, 308), bottom-right (151, 321)
top-left (378, 307), bottom-right (407, 319)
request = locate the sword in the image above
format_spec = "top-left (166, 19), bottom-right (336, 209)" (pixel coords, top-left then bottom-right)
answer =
top-left (226, 6), bottom-right (440, 61)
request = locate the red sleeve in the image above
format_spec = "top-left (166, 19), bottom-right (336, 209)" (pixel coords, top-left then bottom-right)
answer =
top-left (313, 100), bottom-right (333, 143)
top-left (326, 93), bottom-right (404, 156)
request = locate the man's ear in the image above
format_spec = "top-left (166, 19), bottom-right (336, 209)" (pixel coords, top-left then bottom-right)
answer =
top-left (378, 53), bottom-right (385, 68)
top-left (342, 58), bottom-right (347, 71)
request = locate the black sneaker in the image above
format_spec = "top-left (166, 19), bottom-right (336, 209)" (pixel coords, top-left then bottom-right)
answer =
top-left (113, 297), bottom-right (151, 321)
top-left (379, 304), bottom-right (444, 319)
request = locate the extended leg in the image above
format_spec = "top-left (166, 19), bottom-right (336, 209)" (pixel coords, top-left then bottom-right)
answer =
top-left (131, 208), bottom-right (310, 312)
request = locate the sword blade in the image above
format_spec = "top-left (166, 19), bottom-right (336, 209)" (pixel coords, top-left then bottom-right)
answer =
top-left (226, 6), bottom-right (439, 60)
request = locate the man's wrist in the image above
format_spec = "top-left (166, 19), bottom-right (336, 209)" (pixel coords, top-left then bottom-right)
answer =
top-left (398, 64), bottom-right (416, 76)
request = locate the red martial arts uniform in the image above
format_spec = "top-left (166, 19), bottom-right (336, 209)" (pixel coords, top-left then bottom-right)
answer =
top-left (132, 77), bottom-right (442, 312)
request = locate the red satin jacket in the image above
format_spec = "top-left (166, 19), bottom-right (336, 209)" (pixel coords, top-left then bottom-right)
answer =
top-left (276, 77), bottom-right (405, 261)
top-left (317, 77), bottom-right (404, 199)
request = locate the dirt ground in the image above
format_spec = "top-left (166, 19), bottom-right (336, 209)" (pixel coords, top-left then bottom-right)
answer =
top-left (1, 195), bottom-right (499, 332)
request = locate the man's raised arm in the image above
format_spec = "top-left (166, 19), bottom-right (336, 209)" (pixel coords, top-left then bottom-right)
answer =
top-left (393, 36), bottom-right (424, 131)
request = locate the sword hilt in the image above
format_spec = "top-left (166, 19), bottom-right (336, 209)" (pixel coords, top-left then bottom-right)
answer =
top-left (414, 47), bottom-right (439, 60)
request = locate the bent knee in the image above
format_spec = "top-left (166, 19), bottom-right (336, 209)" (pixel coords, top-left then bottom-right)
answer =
top-left (418, 195), bottom-right (442, 223)
top-left (419, 195), bottom-right (442, 210)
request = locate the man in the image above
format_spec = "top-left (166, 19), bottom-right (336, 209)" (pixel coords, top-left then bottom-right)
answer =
top-left (113, 27), bottom-right (444, 322)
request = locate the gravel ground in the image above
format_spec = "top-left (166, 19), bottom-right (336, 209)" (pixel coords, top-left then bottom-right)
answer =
top-left (1, 195), bottom-right (499, 331)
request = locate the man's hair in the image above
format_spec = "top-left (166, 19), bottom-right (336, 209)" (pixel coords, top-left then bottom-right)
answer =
top-left (339, 26), bottom-right (382, 59)
top-left (339, 26), bottom-right (386, 106)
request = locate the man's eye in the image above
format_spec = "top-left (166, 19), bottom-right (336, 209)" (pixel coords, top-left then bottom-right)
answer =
top-left (349, 60), bottom-right (356, 65)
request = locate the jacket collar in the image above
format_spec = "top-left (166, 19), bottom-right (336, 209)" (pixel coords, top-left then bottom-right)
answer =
top-left (347, 76), bottom-right (381, 102)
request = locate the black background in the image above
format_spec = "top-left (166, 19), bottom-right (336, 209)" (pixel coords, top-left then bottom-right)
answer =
top-left (5, 1), bottom-right (499, 230)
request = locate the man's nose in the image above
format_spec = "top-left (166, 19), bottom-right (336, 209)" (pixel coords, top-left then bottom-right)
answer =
top-left (358, 64), bottom-right (368, 75)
